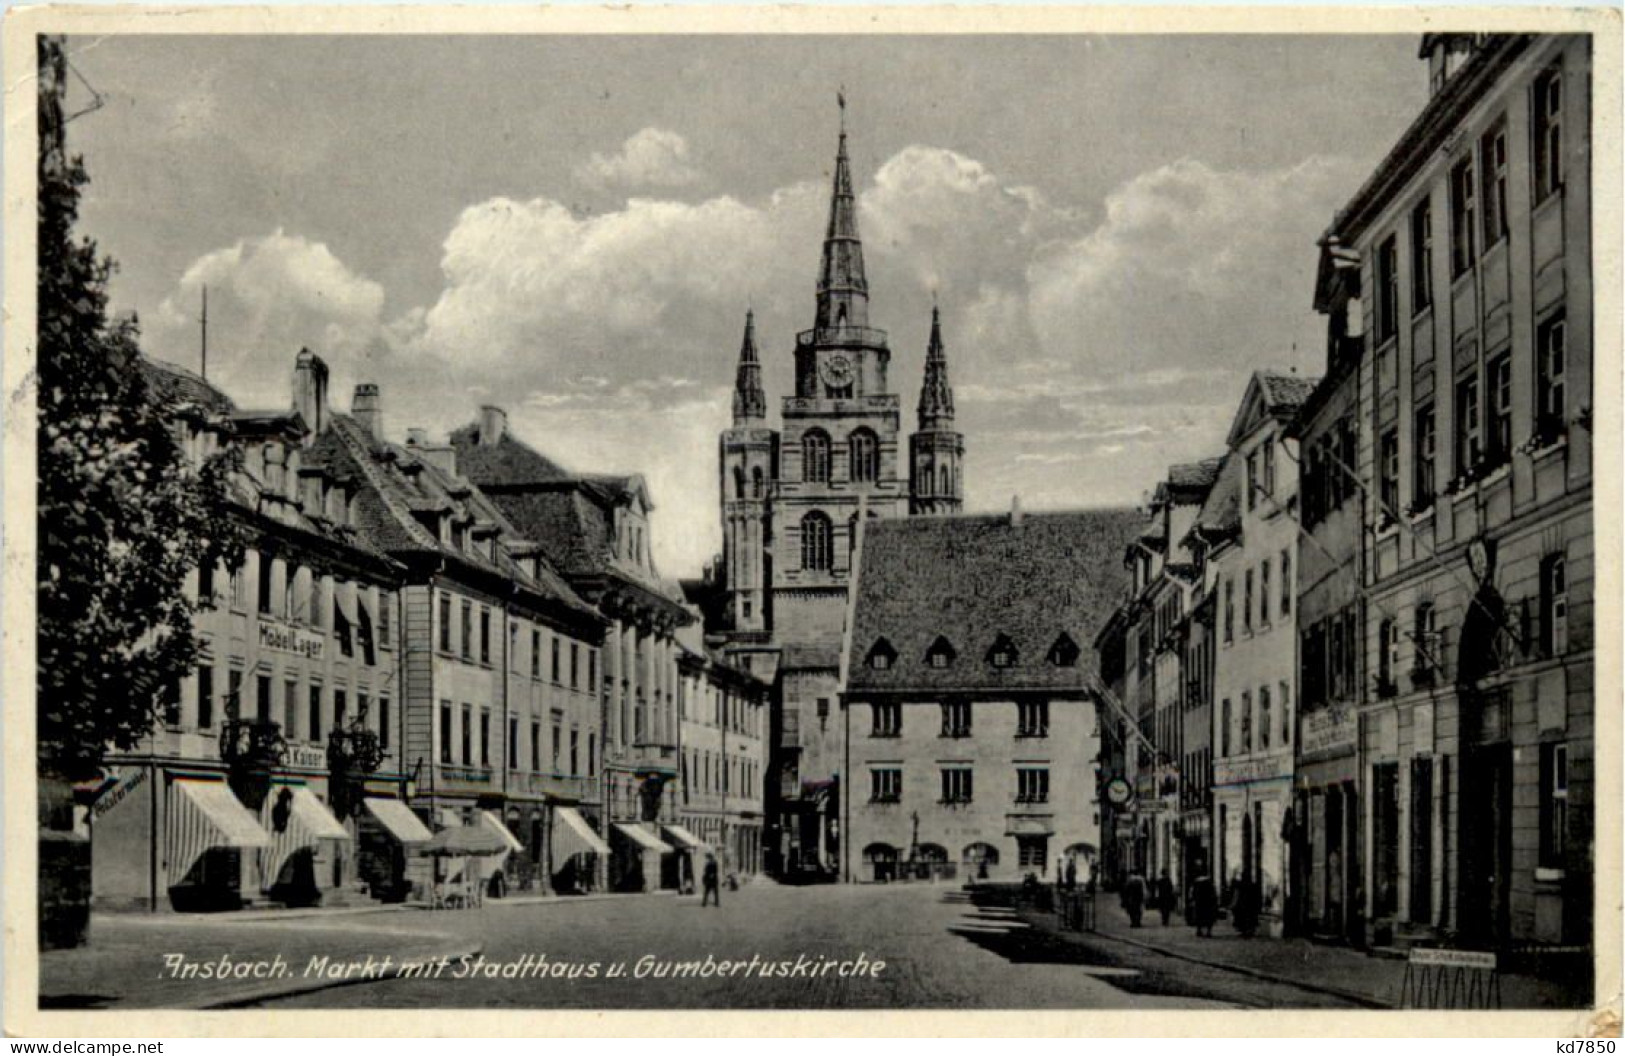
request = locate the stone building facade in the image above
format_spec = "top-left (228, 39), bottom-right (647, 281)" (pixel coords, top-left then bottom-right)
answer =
top-left (842, 509), bottom-right (1141, 884)
top-left (1319, 33), bottom-right (1595, 949)
top-left (676, 630), bottom-right (770, 882)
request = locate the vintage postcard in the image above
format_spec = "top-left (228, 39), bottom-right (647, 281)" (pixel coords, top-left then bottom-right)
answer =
top-left (4, 4), bottom-right (1620, 1039)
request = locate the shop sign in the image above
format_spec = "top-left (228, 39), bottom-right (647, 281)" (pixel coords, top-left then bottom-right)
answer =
top-left (1213, 754), bottom-right (1294, 788)
top-left (287, 746), bottom-right (329, 770)
top-left (1408, 948), bottom-right (1496, 970)
top-left (91, 768), bottom-right (146, 819)
top-left (1300, 708), bottom-right (1356, 757)
top-left (258, 618), bottom-right (324, 661)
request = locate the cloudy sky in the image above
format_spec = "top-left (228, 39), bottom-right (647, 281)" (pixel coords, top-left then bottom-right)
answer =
top-left (66, 34), bottom-right (1426, 578)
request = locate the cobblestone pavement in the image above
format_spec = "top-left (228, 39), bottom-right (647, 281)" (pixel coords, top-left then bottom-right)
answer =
top-left (257, 881), bottom-right (1292, 1009)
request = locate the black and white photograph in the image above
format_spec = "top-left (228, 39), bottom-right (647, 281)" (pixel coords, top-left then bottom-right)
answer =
top-left (7, 7), bottom-right (1619, 1035)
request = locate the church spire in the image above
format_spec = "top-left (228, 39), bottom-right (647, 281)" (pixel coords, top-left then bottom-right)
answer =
top-left (815, 93), bottom-right (869, 332)
top-left (917, 303), bottom-right (955, 429)
top-left (731, 308), bottom-right (767, 423)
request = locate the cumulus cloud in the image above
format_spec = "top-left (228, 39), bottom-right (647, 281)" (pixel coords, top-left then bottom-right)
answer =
top-left (576, 127), bottom-right (704, 191)
top-left (146, 230), bottom-right (389, 410)
top-left (147, 146), bottom-right (1352, 573)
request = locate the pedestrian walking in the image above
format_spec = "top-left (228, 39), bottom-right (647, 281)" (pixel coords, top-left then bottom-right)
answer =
top-left (701, 853), bottom-right (721, 908)
top-left (1156, 869), bottom-right (1175, 926)
top-left (1190, 873), bottom-right (1217, 937)
top-left (1121, 871), bottom-right (1146, 928)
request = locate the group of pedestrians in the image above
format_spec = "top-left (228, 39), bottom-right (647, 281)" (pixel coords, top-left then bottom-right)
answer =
top-left (1118, 867), bottom-right (1256, 938)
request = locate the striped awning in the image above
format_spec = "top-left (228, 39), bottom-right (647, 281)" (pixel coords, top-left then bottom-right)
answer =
top-left (553, 807), bottom-right (609, 861)
top-left (261, 784), bottom-right (350, 887)
top-left (613, 822), bottom-right (673, 854)
top-left (480, 809), bottom-right (524, 854)
top-left (364, 797), bottom-right (432, 844)
top-left (166, 778), bottom-right (270, 886)
top-left (662, 824), bottom-right (708, 852)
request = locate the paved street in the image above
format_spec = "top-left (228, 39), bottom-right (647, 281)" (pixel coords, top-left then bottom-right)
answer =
top-left (258, 882), bottom-right (1364, 1010)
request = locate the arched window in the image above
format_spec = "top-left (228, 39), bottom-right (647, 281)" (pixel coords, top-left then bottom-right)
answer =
top-left (849, 428), bottom-right (879, 483)
top-left (800, 511), bottom-right (833, 571)
top-left (732, 466), bottom-right (745, 499)
top-left (752, 466), bottom-right (765, 499)
top-left (802, 429), bottom-right (831, 484)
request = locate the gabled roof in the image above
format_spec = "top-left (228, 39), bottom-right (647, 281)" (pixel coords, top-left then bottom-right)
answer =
top-left (1226, 370), bottom-right (1321, 447)
top-left (845, 507), bottom-right (1143, 694)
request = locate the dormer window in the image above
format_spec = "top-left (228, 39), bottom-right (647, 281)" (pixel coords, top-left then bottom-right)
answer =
top-left (866, 638), bottom-right (897, 671)
top-left (988, 634), bottom-right (1018, 669)
top-left (925, 636), bottom-right (957, 670)
top-left (1047, 633), bottom-right (1080, 668)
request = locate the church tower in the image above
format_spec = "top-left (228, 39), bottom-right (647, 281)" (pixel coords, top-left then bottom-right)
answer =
top-left (909, 305), bottom-right (965, 515)
top-left (719, 309), bottom-right (774, 635)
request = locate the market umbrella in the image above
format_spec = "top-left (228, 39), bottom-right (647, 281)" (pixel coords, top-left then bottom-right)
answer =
top-left (421, 824), bottom-right (510, 857)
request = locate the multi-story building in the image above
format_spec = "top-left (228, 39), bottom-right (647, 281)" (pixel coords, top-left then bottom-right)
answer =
top-left (1113, 461), bottom-right (1220, 892)
top-left (1206, 372), bottom-right (1313, 934)
top-left (450, 407), bottom-right (694, 893)
top-left (842, 507), bottom-right (1141, 884)
top-left (309, 370), bottom-right (612, 897)
top-left (1320, 33), bottom-right (1594, 949)
top-left (676, 628), bottom-right (770, 882)
top-left (91, 356), bottom-right (413, 912)
top-left (709, 109), bottom-right (969, 880)
top-left (1093, 608), bottom-right (1132, 888)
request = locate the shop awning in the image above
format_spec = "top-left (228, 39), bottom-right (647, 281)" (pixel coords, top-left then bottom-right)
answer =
top-left (166, 778), bottom-right (270, 886)
top-left (261, 784), bottom-right (350, 887)
top-left (662, 824), bottom-right (708, 852)
top-left (553, 807), bottom-right (609, 861)
top-left (613, 822), bottom-right (673, 854)
top-left (480, 810), bottom-right (524, 854)
top-left (438, 808), bottom-right (465, 830)
top-left (365, 797), bottom-right (432, 844)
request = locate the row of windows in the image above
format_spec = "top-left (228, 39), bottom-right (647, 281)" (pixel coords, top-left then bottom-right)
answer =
top-left (867, 766), bottom-right (1051, 805)
top-left (800, 427), bottom-right (881, 484)
top-left (866, 634), bottom-right (1079, 672)
top-left (166, 663), bottom-right (389, 750)
top-left (436, 700), bottom-right (596, 777)
top-left (680, 748), bottom-right (760, 800)
top-left (203, 558), bottom-right (393, 665)
top-left (868, 700), bottom-right (1052, 739)
top-left (437, 592), bottom-right (597, 690)
top-left (1218, 682), bottom-right (1292, 758)
top-left (1222, 551), bottom-right (1293, 643)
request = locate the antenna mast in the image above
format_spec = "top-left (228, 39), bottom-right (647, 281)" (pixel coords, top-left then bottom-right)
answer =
top-left (200, 285), bottom-right (208, 380)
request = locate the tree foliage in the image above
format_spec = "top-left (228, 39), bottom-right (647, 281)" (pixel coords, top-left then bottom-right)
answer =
top-left (36, 37), bottom-right (246, 780)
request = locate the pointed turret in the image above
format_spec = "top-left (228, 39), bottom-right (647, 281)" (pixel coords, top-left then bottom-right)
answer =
top-left (909, 304), bottom-right (965, 516)
top-left (815, 98), bottom-right (869, 332)
top-left (917, 304), bottom-right (955, 430)
top-left (732, 309), bottom-right (767, 423)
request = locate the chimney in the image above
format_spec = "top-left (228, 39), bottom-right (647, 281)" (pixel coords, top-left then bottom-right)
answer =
top-left (352, 383), bottom-right (383, 444)
top-left (479, 405), bottom-right (507, 446)
top-left (292, 348), bottom-right (330, 438)
top-left (1010, 494), bottom-right (1024, 527)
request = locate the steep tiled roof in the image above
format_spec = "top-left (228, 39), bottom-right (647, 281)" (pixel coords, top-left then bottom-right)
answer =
top-left (312, 416), bottom-right (600, 624)
top-left (448, 425), bottom-right (573, 487)
top-left (846, 508), bottom-right (1143, 694)
top-left (1191, 451), bottom-right (1243, 543)
top-left (141, 358), bottom-right (236, 415)
top-left (1257, 372), bottom-right (1317, 415)
top-left (1168, 457), bottom-right (1224, 491)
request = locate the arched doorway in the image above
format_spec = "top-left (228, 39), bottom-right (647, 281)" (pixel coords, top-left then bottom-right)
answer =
top-left (963, 842), bottom-right (1000, 882)
top-left (862, 843), bottom-right (898, 883)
